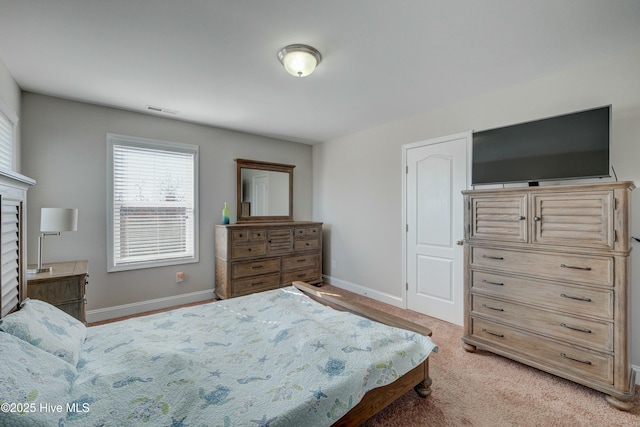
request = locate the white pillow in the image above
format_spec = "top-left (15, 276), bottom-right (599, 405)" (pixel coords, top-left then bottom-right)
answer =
top-left (0, 298), bottom-right (87, 366)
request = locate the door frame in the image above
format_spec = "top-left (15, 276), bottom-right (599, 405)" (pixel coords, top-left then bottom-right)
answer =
top-left (401, 131), bottom-right (472, 309)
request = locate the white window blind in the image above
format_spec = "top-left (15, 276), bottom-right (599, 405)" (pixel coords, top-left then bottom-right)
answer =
top-left (0, 106), bottom-right (16, 171)
top-left (107, 134), bottom-right (198, 271)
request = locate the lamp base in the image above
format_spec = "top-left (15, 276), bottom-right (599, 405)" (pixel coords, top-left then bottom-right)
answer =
top-left (27, 266), bottom-right (53, 275)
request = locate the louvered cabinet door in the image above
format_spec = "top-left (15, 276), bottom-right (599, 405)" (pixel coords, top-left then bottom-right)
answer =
top-left (0, 199), bottom-right (20, 317)
top-left (530, 191), bottom-right (613, 249)
top-left (266, 227), bottom-right (294, 254)
top-left (468, 194), bottom-right (527, 243)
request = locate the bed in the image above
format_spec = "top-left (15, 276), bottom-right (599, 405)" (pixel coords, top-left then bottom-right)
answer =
top-left (0, 281), bottom-right (437, 426)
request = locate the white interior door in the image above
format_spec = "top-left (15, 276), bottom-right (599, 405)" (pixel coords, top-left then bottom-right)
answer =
top-left (252, 174), bottom-right (269, 216)
top-left (404, 133), bottom-right (469, 325)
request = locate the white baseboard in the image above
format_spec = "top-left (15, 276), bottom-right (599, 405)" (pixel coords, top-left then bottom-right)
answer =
top-left (321, 274), bottom-right (404, 309)
top-left (86, 289), bottom-right (215, 323)
top-left (633, 364), bottom-right (640, 386)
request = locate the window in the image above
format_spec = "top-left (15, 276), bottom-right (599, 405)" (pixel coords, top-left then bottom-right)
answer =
top-left (0, 98), bottom-right (18, 171)
top-left (107, 134), bottom-right (198, 271)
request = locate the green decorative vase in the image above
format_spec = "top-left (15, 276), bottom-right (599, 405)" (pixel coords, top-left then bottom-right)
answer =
top-left (221, 202), bottom-right (230, 224)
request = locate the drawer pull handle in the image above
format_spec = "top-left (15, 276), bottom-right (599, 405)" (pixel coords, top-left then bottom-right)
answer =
top-left (297, 259), bottom-right (307, 263)
top-left (560, 323), bottom-right (592, 334)
top-left (518, 215), bottom-right (525, 220)
top-left (252, 265), bottom-right (264, 269)
top-left (560, 264), bottom-right (591, 271)
top-left (534, 216), bottom-right (541, 221)
top-left (481, 304), bottom-right (504, 312)
top-left (250, 281), bottom-right (263, 286)
top-left (482, 279), bottom-right (504, 286)
top-left (482, 255), bottom-right (504, 260)
top-left (560, 293), bottom-right (592, 302)
top-left (297, 273), bottom-right (307, 278)
top-left (247, 248), bottom-right (252, 252)
top-left (560, 353), bottom-right (592, 365)
top-left (482, 328), bottom-right (504, 338)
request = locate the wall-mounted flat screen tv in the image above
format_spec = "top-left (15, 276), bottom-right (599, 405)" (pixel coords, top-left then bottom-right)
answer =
top-left (472, 105), bottom-right (611, 185)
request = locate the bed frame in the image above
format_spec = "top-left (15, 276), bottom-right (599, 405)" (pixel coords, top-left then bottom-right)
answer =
top-left (293, 281), bottom-right (433, 426)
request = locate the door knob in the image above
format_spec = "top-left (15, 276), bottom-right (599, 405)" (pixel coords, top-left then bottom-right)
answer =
top-left (456, 240), bottom-right (464, 246)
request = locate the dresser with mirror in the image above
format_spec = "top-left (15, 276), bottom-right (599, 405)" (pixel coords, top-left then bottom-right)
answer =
top-left (214, 159), bottom-right (322, 299)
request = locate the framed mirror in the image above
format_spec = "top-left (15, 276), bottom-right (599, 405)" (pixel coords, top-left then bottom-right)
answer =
top-left (235, 158), bottom-right (294, 222)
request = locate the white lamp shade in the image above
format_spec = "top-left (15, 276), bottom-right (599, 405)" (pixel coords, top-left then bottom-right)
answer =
top-left (40, 208), bottom-right (78, 232)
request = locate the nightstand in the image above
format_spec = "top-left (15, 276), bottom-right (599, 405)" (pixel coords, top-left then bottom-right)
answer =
top-left (26, 260), bottom-right (89, 323)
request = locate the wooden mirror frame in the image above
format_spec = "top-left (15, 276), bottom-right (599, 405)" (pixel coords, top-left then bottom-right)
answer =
top-left (235, 158), bottom-right (295, 222)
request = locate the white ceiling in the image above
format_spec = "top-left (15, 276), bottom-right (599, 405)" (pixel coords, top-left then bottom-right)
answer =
top-left (1, 1), bottom-right (639, 144)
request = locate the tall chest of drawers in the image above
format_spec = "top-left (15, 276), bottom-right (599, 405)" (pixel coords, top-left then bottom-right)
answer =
top-left (215, 221), bottom-right (322, 299)
top-left (461, 182), bottom-right (635, 410)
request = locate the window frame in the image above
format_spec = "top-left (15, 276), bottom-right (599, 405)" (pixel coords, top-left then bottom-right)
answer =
top-left (107, 133), bottom-right (199, 272)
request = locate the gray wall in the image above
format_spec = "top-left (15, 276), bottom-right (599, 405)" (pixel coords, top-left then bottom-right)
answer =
top-left (313, 44), bottom-right (640, 367)
top-left (21, 93), bottom-right (313, 310)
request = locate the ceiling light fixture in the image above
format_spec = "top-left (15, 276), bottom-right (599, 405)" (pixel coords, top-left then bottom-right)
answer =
top-left (277, 44), bottom-right (322, 77)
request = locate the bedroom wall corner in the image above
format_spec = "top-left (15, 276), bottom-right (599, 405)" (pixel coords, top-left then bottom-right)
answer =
top-left (313, 44), bottom-right (640, 369)
top-left (20, 93), bottom-right (313, 314)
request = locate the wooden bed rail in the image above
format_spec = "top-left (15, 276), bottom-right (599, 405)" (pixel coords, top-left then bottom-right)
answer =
top-left (292, 281), bottom-right (432, 337)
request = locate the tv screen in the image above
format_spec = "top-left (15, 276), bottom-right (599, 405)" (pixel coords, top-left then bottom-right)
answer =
top-left (472, 106), bottom-right (610, 185)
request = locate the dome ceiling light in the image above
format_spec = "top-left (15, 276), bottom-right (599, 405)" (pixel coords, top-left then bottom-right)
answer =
top-left (277, 44), bottom-right (322, 77)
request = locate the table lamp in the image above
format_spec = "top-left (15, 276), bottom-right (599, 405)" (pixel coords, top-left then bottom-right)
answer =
top-left (28, 207), bottom-right (78, 274)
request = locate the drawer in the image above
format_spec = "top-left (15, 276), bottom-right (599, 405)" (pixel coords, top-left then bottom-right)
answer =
top-left (470, 246), bottom-right (613, 287)
top-left (472, 294), bottom-right (613, 351)
top-left (295, 226), bottom-right (322, 239)
top-left (231, 242), bottom-right (266, 259)
top-left (232, 229), bottom-right (266, 243)
top-left (282, 253), bottom-right (319, 271)
top-left (232, 273), bottom-right (280, 297)
top-left (27, 278), bottom-right (85, 304)
top-left (471, 270), bottom-right (613, 319)
top-left (54, 300), bottom-right (84, 322)
top-left (471, 317), bottom-right (613, 384)
top-left (282, 268), bottom-right (319, 285)
top-left (232, 258), bottom-right (280, 279)
top-left (294, 239), bottom-right (319, 251)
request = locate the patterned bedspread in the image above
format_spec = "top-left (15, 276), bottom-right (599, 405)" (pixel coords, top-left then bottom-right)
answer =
top-left (3, 286), bottom-right (437, 426)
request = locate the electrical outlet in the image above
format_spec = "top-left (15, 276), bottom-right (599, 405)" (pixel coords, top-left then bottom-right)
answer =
top-left (176, 272), bottom-right (185, 283)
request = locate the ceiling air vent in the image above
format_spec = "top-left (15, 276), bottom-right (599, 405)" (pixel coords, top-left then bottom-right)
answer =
top-left (146, 105), bottom-right (179, 115)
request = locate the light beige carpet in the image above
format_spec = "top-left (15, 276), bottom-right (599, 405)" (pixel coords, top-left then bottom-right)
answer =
top-left (318, 284), bottom-right (640, 427)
